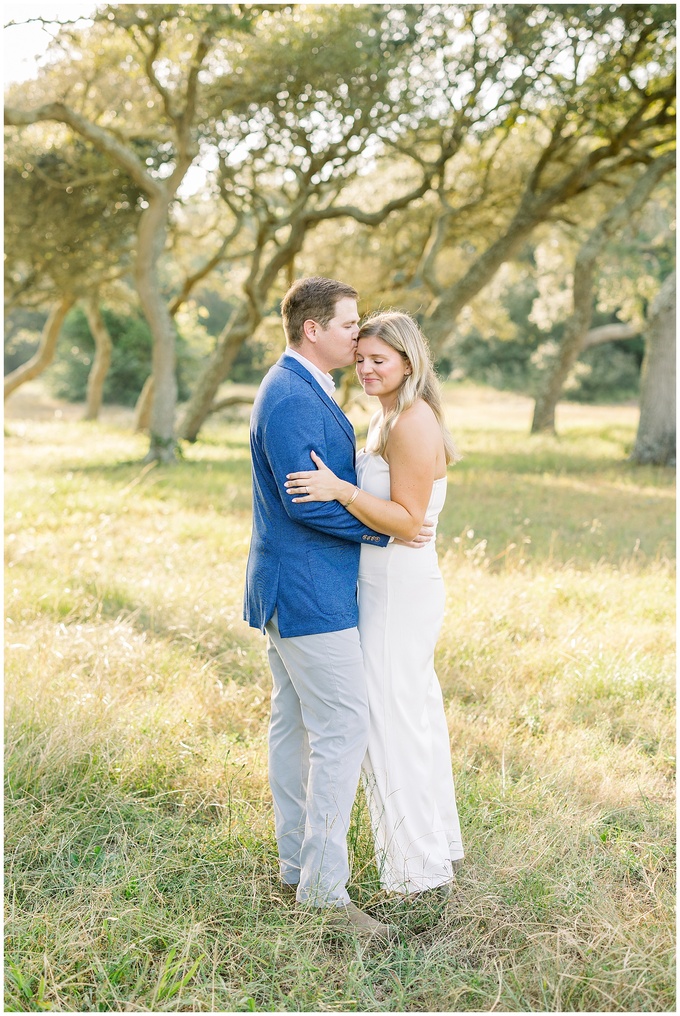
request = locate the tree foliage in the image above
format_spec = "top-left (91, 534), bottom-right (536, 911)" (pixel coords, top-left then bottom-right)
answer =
top-left (6, 3), bottom-right (276, 459)
top-left (178, 3), bottom-right (461, 439)
top-left (4, 3), bottom-right (676, 451)
top-left (391, 4), bottom-right (676, 349)
top-left (530, 151), bottom-right (675, 432)
top-left (4, 128), bottom-right (140, 306)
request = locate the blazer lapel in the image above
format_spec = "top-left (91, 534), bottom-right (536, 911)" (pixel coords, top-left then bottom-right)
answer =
top-left (278, 354), bottom-right (356, 447)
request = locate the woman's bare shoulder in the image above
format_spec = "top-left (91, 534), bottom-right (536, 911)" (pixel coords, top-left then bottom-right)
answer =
top-left (391, 399), bottom-right (438, 434)
top-left (387, 403), bottom-right (442, 466)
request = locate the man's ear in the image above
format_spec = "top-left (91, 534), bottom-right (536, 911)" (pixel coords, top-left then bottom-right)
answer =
top-left (302, 318), bottom-right (318, 343)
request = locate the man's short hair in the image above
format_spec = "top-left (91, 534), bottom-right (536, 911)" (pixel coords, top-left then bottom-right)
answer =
top-left (281, 276), bottom-right (358, 347)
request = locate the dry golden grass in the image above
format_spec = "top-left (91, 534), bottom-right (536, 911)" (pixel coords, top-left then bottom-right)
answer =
top-left (4, 383), bottom-right (675, 1011)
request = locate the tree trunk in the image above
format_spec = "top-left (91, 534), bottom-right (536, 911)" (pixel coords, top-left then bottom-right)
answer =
top-left (631, 273), bottom-right (676, 466)
top-left (5, 29), bottom-right (210, 461)
top-left (82, 295), bottom-right (113, 420)
top-left (135, 197), bottom-right (178, 462)
top-left (179, 217), bottom-right (314, 442)
top-left (531, 321), bottom-right (641, 432)
top-left (423, 210), bottom-right (538, 352)
top-left (178, 302), bottom-right (256, 441)
top-left (530, 153), bottom-right (675, 434)
top-left (133, 376), bottom-right (154, 432)
top-left (530, 296), bottom-right (593, 433)
top-left (4, 294), bottom-right (75, 399)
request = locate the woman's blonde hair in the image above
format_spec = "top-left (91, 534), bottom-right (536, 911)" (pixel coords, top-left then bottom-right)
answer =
top-left (358, 311), bottom-right (461, 464)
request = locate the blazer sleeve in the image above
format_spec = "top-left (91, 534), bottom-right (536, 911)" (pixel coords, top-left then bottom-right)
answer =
top-left (263, 393), bottom-right (389, 546)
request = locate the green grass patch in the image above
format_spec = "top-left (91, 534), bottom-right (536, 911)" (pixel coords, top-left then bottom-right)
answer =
top-left (5, 396), bottom-right (675, 1011)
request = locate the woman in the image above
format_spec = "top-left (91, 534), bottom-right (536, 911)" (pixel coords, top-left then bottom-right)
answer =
top-left (285, 311), bottom-right (464, 896)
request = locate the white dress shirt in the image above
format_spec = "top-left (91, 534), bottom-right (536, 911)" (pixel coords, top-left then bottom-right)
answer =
top-left (286, 347), bottom-right (336, 398)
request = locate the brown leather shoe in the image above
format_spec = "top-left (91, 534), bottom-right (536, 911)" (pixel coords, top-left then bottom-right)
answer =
top-left (323, 902), bottom-right (398, 943)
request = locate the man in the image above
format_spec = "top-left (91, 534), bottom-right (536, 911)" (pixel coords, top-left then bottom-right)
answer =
top-left (243, 276), bottom-right (394, 941)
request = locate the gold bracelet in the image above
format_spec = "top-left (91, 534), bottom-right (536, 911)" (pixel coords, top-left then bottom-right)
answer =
top-left (344, 486), bottom-right (360, 507)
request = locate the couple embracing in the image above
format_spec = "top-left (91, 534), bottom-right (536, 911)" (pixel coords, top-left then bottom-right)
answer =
top-left (244, 276), bottom-right (464, 943)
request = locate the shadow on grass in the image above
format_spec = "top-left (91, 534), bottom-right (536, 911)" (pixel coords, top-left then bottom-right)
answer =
top-left (42, 427), bottom-right (674, 569)
top-left (455, 430), bottom-right (675, 481)
top-left (57, 454), bottom-right (254, 512)
top-left (45, 578), bottom-right (264, 687)
top-left (441, 451), bottom-right (674, 568)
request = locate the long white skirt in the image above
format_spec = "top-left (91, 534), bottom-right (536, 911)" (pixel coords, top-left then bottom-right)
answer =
top-left (358, 541), bottom-right (464, 894)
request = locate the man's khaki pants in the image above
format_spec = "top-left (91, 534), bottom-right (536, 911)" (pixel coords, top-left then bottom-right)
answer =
top-left (265, 612), bottom-right (369, 907)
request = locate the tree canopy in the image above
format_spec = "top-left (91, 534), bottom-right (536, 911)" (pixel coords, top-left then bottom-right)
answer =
top-left (4, 3), bottom-right (676, 455)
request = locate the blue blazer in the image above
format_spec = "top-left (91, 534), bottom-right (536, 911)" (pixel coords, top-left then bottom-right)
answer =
top-left (243, 353), bottom-right (389, 637)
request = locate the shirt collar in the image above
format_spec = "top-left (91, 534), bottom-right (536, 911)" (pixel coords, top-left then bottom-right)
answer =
top-left (285, 347), bottom-right (336, 396)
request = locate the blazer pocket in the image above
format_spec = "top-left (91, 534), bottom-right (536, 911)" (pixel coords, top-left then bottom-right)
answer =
top-left (306, 546), bottom-right (356, 616)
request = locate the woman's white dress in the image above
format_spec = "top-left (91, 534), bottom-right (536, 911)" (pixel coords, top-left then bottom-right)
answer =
top-left (357, 446), bottom-right (464, 894)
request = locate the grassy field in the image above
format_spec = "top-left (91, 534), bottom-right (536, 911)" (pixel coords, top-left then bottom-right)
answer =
top-left (4, 383), bottom-right (676, 1012)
